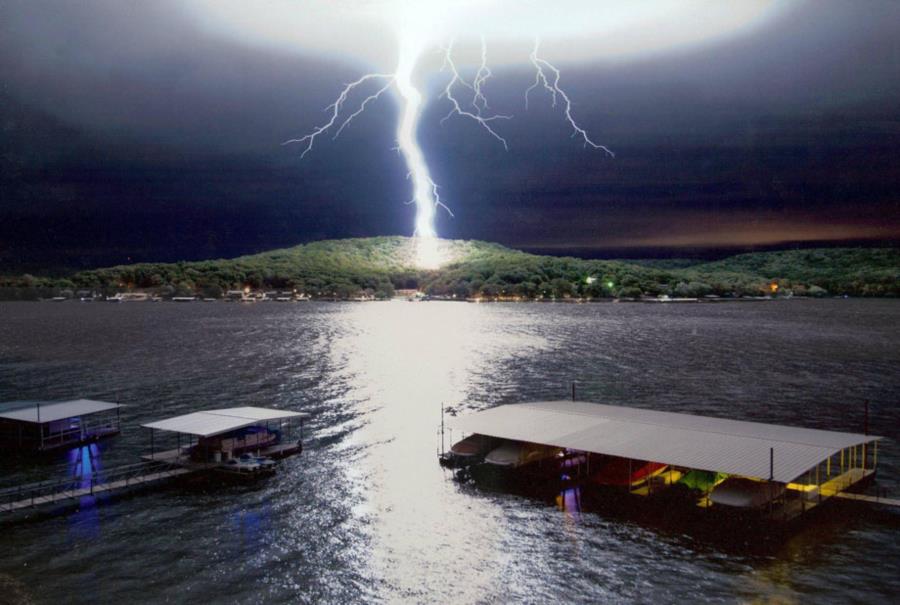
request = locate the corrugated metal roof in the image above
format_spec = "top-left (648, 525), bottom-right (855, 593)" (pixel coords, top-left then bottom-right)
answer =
top-left (142, 406), bottom-right (306, 437)
top-left (448, 401), bottom-right (882, 483)
top-left (0, 399), bottom-right (120, 424)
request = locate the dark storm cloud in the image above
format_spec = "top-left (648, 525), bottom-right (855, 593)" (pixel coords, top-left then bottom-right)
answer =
top-left (1, 0), bottom-right (898, 270)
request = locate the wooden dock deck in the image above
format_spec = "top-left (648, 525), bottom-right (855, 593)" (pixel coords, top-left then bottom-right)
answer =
top-left (833, 492), bottom-right (900, 508)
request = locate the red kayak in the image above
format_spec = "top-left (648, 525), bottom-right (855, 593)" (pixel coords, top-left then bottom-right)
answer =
top-left (591, 457), bottom-right (667, 487)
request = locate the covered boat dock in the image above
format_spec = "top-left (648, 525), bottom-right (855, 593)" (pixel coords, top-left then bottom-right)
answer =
top-left (0, 399), bottom-right (122, 452)
top-left (448, 400), bottom-right (884, 520)
top-left (142, 406), bottom-right (307, 466)
top-left (2, 406), bottom-right (308, 518)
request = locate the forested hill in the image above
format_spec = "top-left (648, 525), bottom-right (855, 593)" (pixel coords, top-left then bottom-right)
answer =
top-left (1, 237), bottom-right (898, 299)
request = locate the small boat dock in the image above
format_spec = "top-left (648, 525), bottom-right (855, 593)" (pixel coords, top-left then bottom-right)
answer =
top-left (445, 400), bottom-right (889, 521)
top-left (141, 406), bottom-right (306, 472)
top-left (0, 399), bottom-right (122, 452)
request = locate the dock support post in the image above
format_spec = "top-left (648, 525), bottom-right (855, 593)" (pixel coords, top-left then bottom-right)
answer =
top-left (816, 463), bottom-right (821, 503)
top-left (769, 447), bottom-right (774, 481)
top-left (571, 382), bottom-right (576, 401)
top-left (38, 403), bottom-right (43, 450)
top-left (863, 401), bottom-right (868, 470)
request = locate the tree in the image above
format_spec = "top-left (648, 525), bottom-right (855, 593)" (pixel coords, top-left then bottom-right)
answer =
top-left (201, 284), bottom-right (223, 299)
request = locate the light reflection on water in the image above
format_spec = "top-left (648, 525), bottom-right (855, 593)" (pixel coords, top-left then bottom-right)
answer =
top-left (333, 302), bottom-right (550, 600)
top-left (0, 300), bottom-right (898, 603)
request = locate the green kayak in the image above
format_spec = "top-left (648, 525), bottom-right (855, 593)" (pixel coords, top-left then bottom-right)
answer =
top-left (678, 470), bottom-right (727, 492)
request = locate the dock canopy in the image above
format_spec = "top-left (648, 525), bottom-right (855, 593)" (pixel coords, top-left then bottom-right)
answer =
top-left (449, 401), bottom-right (882, 483)
top-left (0, 399), bottom-right (121, 424)
top-left (142, 407), bottom-right (306, 438)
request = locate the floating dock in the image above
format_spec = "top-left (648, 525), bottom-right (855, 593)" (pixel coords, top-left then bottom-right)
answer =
top-left (446, 400), bottom-right (886, 521)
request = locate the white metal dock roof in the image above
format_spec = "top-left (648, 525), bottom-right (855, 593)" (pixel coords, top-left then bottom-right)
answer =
top-left (0, 399), bottom-right (121, 424)
top-left (449, 401), bottom-right (882, 483)
top-left (142, 406), bottom-right (306, 437)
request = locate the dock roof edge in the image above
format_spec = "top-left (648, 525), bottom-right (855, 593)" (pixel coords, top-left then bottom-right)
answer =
top-left (448, 401), bottom-right (882, 483)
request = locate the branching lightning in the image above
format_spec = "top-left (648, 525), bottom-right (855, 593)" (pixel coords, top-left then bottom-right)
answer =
top-left (527, 39), bottom-right (614, 157)
top-left (439, 38), bottom-right (511, 150)
top-left (283, 73), bottom-right (395, 158)
top-left (285, 36), bottom-right (612, 268)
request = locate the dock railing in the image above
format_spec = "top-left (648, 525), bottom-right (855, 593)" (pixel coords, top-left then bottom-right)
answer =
top-left (0, 459), bottom-right (186, 514)
top-left (38, 422), bottom-right (119, 450)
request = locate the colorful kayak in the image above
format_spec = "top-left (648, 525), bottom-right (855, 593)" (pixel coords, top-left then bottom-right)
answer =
top-left (678, 470), bottom-right (728, 492)
top-left (591, 457), bottom-right (668, 487)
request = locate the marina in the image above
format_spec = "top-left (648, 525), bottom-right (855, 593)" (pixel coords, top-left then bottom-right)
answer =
top-left (444, 400), bottom-right (886, 521)
top-left (0, 301), bottom-right (897, 602)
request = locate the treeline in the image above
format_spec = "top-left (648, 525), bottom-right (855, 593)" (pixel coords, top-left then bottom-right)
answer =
top-left (1, 238), bottom-right (897, 300)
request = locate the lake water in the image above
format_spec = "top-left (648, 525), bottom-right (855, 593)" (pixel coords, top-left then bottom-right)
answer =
top-left (0, 300), bottom-right (898, 604)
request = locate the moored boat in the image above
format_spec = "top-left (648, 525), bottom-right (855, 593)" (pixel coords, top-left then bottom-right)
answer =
top-left (709, 477), bottom-right (785, 508)
top-left (483, 441), bottom-right (561, 468)
top-left (445, 433), bottom-right (497, 466)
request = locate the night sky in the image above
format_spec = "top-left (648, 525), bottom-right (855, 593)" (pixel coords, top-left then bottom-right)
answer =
top-left (1, 1), bottom-right (899, 271)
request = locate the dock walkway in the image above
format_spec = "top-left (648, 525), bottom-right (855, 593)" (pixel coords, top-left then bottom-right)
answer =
top-left (0, 461), bottom-right (195, 515)
top-left (834, 492), bottom-right (900, 508)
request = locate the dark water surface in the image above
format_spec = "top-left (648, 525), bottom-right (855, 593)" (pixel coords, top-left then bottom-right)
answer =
top-left (0, 300), bottom-right (898, 604)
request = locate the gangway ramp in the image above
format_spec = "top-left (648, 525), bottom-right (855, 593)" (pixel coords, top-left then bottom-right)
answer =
top-left (0, 461), bottom-right (196, 515)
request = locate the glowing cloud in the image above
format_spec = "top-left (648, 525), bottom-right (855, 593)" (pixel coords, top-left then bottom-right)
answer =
top-left (185, 1), bottom-right (791, 267)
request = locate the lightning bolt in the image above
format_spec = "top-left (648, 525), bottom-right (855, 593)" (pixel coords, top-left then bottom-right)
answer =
top-left (439, 38), bottom-right (512, 150)
top-left (527, 39), bottom-right (615, 157)
top-left (285, 36), bottom-right (613, 268)
top-left (282, 72), bottom-right (395, 158)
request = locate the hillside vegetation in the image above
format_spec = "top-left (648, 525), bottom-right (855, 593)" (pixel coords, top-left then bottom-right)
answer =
top-left (1, 237), bottom-right (897, 300)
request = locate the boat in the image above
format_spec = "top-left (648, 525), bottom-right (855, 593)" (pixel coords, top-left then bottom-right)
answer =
top-left (444, 433), bottom-right (496, 466)
top-left (190, 425), bottom-right (279, 462)
top-left (252, 455), bottom-right (278, 469)
top-left (483, 441), bottom-right (561, 469)
top-left (215, 453), bottom-right (277, 479)
top-left (591, 457), bottom-right (667, 487)
top-left (709, 477), bottom-right (785, 508)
